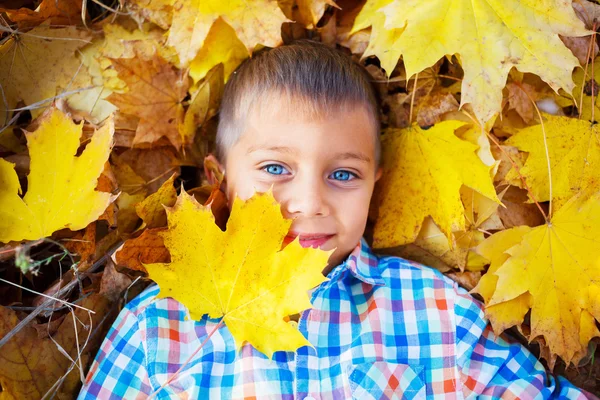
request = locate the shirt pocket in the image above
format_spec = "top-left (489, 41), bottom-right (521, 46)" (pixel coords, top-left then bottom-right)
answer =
top-left (348, 361), bottom-right (426, 400)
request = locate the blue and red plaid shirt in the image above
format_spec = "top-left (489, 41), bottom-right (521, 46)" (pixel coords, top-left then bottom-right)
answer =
top-left (78, 239), bottom-right (589, 399)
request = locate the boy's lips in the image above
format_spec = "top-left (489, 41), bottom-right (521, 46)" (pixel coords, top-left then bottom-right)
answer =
top-left (283, 232), bottom-right (335, 249)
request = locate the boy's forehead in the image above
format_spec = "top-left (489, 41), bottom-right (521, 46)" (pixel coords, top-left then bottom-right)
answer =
top-left (239, 101), bottom-right (376, 158)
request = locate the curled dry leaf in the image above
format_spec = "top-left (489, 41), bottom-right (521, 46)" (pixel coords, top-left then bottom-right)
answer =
top-left (416, 91), bottom-right (459, 127)
top-left (0, 0), bottom-right (83, 28)
top-left (99, 260), bottom-right (134, 302)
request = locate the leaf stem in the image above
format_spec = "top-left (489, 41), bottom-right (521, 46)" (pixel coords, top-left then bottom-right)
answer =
top-left (513, 81), bottom-right (552, 219)
top-left (148, 318), bottom-right (225, 399)
top-left (460, 109), bottom-right (549, 221)
top-left (409, 73), bottom-right (419, 124)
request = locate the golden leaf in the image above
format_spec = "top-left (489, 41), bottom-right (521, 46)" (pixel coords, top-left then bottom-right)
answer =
top-left (393, 187), bottom-right (503, 272)
top-left (0, 26), bottom-right (92, 126)
top-left (135, 174), bottom-right (177, 229)
top-left (145, 190), bottom-right (330, 358)
top-left (475, 190), bottom-right (600, 365)
top-left (189, 18), bottom-right (248, 84)
top-left (373, 121), bottom-right (498, 248)
top-left (505, 113), bottom-right (600, 211)
top-left (166, 0), bottom-right (288, 66)
top-left (0, 108), bottom-right (115, 243)
top-left (181, 64), bottom-right (224, 146)
top-left (352, 0), bottom-right (589, 123)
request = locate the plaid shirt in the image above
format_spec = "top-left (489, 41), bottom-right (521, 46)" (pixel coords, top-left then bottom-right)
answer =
top-left (79, 239), bottom-right (588, 399)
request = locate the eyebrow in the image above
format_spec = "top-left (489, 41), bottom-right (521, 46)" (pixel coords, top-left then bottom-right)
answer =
top-left (247, 146), bottom-right (371, 163)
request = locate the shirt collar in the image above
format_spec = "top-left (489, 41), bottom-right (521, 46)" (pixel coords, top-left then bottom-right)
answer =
top-left (340, 238), bottom-right (385, 286)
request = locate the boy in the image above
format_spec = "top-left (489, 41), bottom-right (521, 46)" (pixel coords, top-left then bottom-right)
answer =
top-left (79, 41), bottom-right (592, 399)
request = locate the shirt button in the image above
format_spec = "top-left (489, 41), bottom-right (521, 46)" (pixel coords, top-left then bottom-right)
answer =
top-left (287, 320), bottom-right (298, 329)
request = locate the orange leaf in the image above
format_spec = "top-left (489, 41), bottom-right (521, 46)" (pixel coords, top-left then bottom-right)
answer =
top-left (107, 50), bottom-right (190, 149)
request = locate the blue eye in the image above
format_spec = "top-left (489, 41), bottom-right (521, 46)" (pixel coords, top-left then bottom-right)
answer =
top-left (329, 170), bottom-right (356, 181)
top-left (263, 164), bottom-right (289, 175)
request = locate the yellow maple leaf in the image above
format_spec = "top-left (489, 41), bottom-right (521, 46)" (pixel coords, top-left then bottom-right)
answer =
top-left (135, 174), bottom-right (177, 229)
top-left (144, 190), bottom-right (330, 357)
top-left (181, 64), bottom-right (224, 146)
top-left (189, 17), bottom-right (248, 83)
top-left (0, 108), bottom-right (115, 243)
top-left (107, 49), bottom-right (190, 149)
top-left (392, 187), bottom-right (503, 272)
top-left (472, 226), bottom-right (533, 334)
top-left (475, 190), bottom-right (600, 365)
top-left (351, 0), bottom-right (589, 123)
top-left (373, 121), bottom-right (498, 248)
top-left (505, 113), bottom-right (600, 211)
top-left (129, 0), bottom-right (174, 30)
top-left (0, 25), bottom-right (92, 126)
top-left (166, 0), bottom-right (288, 66)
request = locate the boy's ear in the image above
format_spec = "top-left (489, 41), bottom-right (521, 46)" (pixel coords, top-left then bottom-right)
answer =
top-left (375, 166), bottom-right (383, 182)
top-left (204, 154), bottom-right (225, 186)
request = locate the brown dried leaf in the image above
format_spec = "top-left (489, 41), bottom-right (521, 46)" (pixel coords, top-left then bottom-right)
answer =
top-left (0, 0), bottom-right (83, 28)
top-left (117, 147), bottom-right (180, 195)
top-left (115, 228), bottom-right (170, 273)
top-left (416, 92), bottom-right (459, 127)
top-left (107, 50), bottom-right (190, 149)
top-left (0, 294), bottom-right (111, 399)
top-left (99, 260), bottom-right (133, 302)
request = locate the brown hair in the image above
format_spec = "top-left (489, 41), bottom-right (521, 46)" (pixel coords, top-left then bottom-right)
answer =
top-left (216, 40), bottom-right (381, 164)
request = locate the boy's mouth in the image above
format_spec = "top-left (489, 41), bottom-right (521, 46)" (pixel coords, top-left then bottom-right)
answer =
top-left (283, 232), bottom-right (335, 249)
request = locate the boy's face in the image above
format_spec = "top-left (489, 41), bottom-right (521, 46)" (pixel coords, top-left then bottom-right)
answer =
top-left (221, 99), bottom-right (381, 270)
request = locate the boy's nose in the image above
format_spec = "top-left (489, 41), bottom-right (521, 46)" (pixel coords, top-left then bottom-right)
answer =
top-left (282, 177), bottom-right (330, 218)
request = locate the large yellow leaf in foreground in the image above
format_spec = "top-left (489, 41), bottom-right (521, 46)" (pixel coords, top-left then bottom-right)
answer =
top-left (352, 0), bottom-right (589, 123)
top-left (505, 114), bottom-right (600, 211)
top-left (373, 121), bottom-right (498, 248)
top-left (0, 108), bottom-right (115, 243)
top-left (145, 191), bottom-right (330, 358)
top-left (479, 190), bottom-right (600, 365)
top-left (167, 0), bottom-right (287, 66)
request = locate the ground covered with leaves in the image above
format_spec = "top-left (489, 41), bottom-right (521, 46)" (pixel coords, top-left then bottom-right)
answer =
top-left (0, 0), bottom-right (599, 398)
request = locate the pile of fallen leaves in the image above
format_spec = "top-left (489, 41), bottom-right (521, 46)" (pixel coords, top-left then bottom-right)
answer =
top-left (0, 0), bottom-right (599, 397)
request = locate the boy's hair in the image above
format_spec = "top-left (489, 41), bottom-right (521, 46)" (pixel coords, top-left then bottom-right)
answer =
top-left (216, 40), bottom-right (381, 164)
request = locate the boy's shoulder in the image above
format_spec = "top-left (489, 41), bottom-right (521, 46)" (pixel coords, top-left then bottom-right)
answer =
top-left (123, 283), bottom-right (188, 322)
top-left (353, 241), bottom-right (471, 299)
